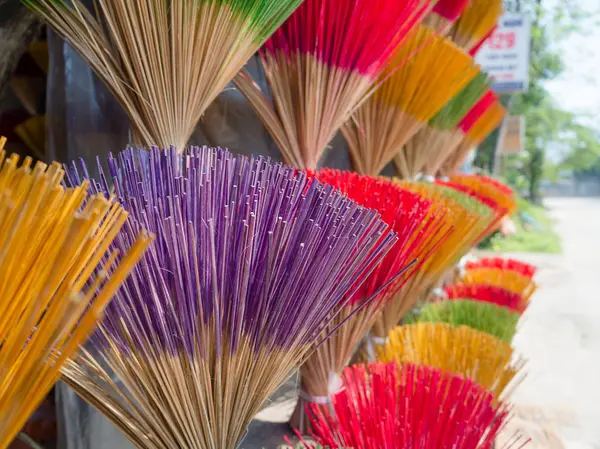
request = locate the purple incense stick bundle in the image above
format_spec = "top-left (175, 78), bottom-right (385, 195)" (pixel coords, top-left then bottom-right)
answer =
top-left (61, 146), bottom-right (397, 449)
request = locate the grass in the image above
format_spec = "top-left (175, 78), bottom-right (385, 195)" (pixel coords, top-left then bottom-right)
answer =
top-left (480, 197), bottom-right (561, 254)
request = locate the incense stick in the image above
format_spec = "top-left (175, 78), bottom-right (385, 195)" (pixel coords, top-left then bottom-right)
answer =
top-left (0, 141), bottom-right (151, 448)
top-left (341, 25), bottom-right (479, 175)
top-left (26, 0), bottom-right (304, 148)
top-left (60, 146), bottom-right (397, 449)
top-left (304, 362), bottom-right (514, 448)
top-left (290, 170), bottom-right (447, 431)
top-left (448, 0), bottom-right (504, 52)
top-left (378, 322), bottom-right (526, 399)
top-left (234, 0), bottom-right (434, 169)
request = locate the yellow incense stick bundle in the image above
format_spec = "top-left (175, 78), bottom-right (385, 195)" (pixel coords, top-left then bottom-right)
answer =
top-left (449, 0), bottom-right (504, 52)
top-left (378, 322), bottom-right (525, 398)
top-left (0, 139), bottom-right (151, 448)
top-left (371, 181), bottom-right (495, 341)
top-left (463, 267), bottom-right (537, 305)
top-left (341, 25), bottom-right (479, 175)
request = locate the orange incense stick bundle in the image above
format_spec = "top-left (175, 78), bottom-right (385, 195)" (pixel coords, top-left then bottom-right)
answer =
top-left (465, 257), bottom-right (537, 278)
top-left (341, 25), bottom-right (479, 175)
top-left (378, 322), bottom-right (525, 399)
top-left (448, 0), bottom-right (504, 52)
top-left (424, 0), bottom-right (471, 33)
top-left (439, 92), bottom-right (506, 176)
top-left (290, 170), bottom-right (448, 431)
top-left (370, 181), bottom-right (496, 345)
top-left (234, 0), bottom-right (434, 169)
top-left (0, 138), bottom-right (151, 448)
top-left (396, 72), bottom-right (491, 179)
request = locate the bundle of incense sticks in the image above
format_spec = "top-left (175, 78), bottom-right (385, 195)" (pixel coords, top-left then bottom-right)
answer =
top-left (0, 137), bottom-right (151, 448)
top-left (234, 0), bottom-right (434, 169)
top-left (290, 170), bottom-right (447, 431)
top-left (439, 92), bottom-right (506, 177)
top-left (378, 322), bottom-right (525, 399)
top-left (462, 266), bottom-right (537, 305)
top-left (423, 0), bottom-right (471, 33)
top-left (61, 146), bottom-right (398, 449)
top-left (448, 0), bottom-right (504, 52)
top-left (450, 174), bottom-right (518, 217)
top-left (414, 291), bottom-right (521, 343)
top-left (465, 257), bottom-right (537, 278)
top-left (445, 283), bottom-right (526, 314)
top-left (26, 0), bottom-right (305, 148)
top-left (370, 181), bottom-right (497, 347)
top-left (297, 362), bottom-right (515, 448)
top-left (396, 72), bottom-right (491, 179)
top-left (435, 178), bottom-right (510, 242)
top-left (341, 25), bottom-right (479, 176)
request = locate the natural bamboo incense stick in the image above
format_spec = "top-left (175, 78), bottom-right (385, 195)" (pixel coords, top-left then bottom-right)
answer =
top-left (423, 0), bottom-right (471, 33)
top-left (396, 72), bottom-right (491, 179)
top-left (378, 322), bottom-right (526, 399)
top-left (302, 362), bottom-right (514, 448)
top-left (448, 0), bottom-right (504, 52)
top-left (26, 0), bottom-right (305, 148)
top-left (61, 146), bottom-right (398, 449)
top-left (439, 93), bottom-right (506, 176)
top-left (290, 170), bottom-right (447, 431)
top-left (234, 0), bottom-right (434, 169)
top-left (341, 25), bottom-right (479, 175)
top-left (370, 181), bottom-right (496, 343)
top-left (0, 141), bottom-right (151, 448)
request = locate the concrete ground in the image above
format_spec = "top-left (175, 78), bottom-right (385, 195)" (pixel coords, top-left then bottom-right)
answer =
top-left (241, 197), bottom-right (600, 448)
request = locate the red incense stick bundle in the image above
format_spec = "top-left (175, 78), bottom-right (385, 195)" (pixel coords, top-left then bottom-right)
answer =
top-left (302, 362), bottom-right (517, 449)
top-left (444, 282), bottom-right (525, 314)
top-left (234, 0), bottom-right (434, 169)
top-left (290, 170), bottom-right (448, 431)
top-left (439, 91), bottom-right (506, 176)
top-left (465, 257), bottom-right (537, 278)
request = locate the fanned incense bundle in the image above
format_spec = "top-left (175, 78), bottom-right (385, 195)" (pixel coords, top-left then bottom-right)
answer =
top-left (440, 92), bottom-right (506, 176)
top-left (26, 0), bottom-right (304, 148)
top-left (61, 147), bottom-right (397, 449)
top-left (469, 25), bottom-right (498, 56)
top-left (290, 170), bottom-right (446, 431)
top-left (378, 322), bottom-right (525, 398)
top-left (465, 257), bottom-right (537, 278)
top-left (396, 72), bottom-right (491, 179)
top-left (448, 0), bottom-right (504, 52)
top-left (234, 0), bottom-right (434, 169)
top-left (450, 174), bottom-right (517, 216)
top-left (341, 25), bottom-right (479, 175)
top-left (445, 283), bottom-right (525, 314)
top-left (414, 299), bottom-right (520, 342)
top-left (462, 268), bottom-right (537, 305)
top-left (0, 139), bottom-right (151, 448)
top-left (435, 179), bottom-right (508, 241)
top-left (301, 362), bottom-right (512, 448)
top-left (424, 0), bottom-right (471, 33)
top-left (371, 181), bottom-right (495, 343)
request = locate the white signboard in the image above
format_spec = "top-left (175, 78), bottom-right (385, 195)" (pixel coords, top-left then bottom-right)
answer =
top-left (475, 13), bottom-right (531, 93)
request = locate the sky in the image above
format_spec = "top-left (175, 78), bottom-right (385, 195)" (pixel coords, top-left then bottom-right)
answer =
top-left (543, 0), bottom-right (600, 130)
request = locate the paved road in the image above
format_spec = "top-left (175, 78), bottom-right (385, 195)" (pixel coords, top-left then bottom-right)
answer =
top-left (504, 198), bottom-right (600, 448)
